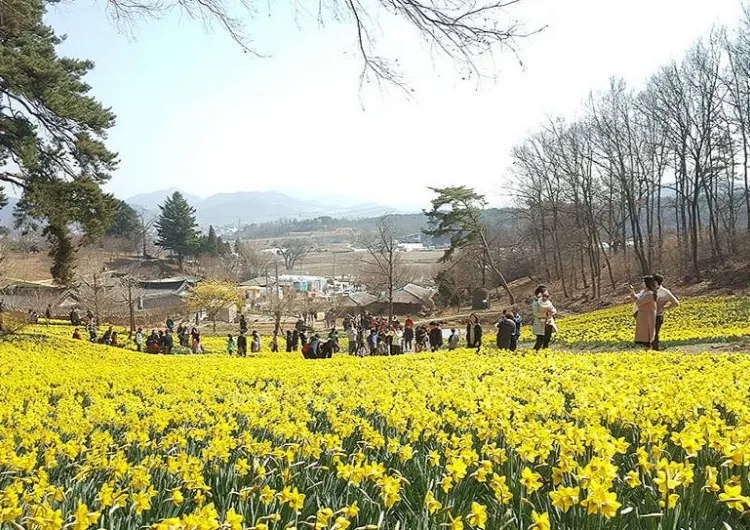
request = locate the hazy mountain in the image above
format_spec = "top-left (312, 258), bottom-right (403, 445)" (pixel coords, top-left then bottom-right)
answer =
top-left (0, 197), bottom-right (20, 227)
top-left (126, 188), bottom-right (203, 212)
top-left (125, 189), bottom-right (395, 227)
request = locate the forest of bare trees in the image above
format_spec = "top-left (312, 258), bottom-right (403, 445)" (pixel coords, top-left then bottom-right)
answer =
top-left (511, 12), bottom-right (750, 299)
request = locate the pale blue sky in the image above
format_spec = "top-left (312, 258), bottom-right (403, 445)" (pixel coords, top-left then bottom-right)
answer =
top-left (48, 0), bottom-right (744, 211)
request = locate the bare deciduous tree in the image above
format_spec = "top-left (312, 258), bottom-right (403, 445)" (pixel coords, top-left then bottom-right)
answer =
top-left (510, 21), bottom-right (750, 295)
top-left (266, 288), bottom-right (298, 334)
top-left (359, 214), bottom-right (411, 321)
top-left (75, 254), bottom-right (117, 323)
top-left (277, 239), bottom-right (311, 271)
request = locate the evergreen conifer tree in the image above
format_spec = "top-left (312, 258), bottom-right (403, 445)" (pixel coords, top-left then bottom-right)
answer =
top-left (155, 192), bottom-right (199, 271)
top-left (0, 0), bottom-right (118, 284)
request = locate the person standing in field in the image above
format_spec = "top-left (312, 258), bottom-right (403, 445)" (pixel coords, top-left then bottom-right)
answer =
top-left (652, 273), bottom-right (679, 351)
top-left (428, 321), bottom-right (443, 352)
top-left (512, 311), bottom-right (522, 351)
top-left (227, 334), bottom-right (236, 356)
top-left (163, 331), bottom-right (173, 354)
top-left (135, 327), bottom-right (143, 352)
top-left (250, 330), bottom-right (261, 353)
top-left (629, 275), bottom-right (658, 350)
top-left (271, 330), bottom-right (279, 352)
top-left (403, 323), bottom-right (414, 352)
top-left (291, 329), bottom-right (300, 351)
top-left (236, 331), bottom-right (247, 357)
top-left (466, 313), bottom-right (483, 350)
top-left (347, 326), bottom-right (357, 355)
top-left (448, 328), bottom-right (459, 350)
top-left (496, 312), bottom-right (516, 350)
top-left (191, 327), bottom-right (202, 354)
top-left (532, 286), bottom-right (557, 350)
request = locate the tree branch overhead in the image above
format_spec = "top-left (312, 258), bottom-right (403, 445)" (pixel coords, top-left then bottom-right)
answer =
top-left (102, 0), bottom-right (542, 87)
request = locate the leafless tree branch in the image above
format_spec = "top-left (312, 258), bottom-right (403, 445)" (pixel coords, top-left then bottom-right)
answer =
top-left (101, 0), bottom-right (543, 88)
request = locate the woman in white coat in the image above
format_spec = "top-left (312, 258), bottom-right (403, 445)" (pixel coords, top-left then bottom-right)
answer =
top-left (532, 285), bottom-right (557, 350)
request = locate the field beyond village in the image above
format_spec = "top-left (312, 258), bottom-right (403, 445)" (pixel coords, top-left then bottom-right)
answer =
top-left (1, 294), bottom-right (750, 530)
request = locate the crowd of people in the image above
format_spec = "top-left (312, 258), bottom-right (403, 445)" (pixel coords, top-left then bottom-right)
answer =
top-left (133, 320), bottom-right (205, 354)
top-left (221, 308), bottom-right (528, 359)
top-left (7, 274), bottom-right (678, 357)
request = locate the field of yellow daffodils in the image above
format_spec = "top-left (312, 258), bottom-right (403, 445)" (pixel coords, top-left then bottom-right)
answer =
top-left (549, 295), bottom-right (750, 348)
top-left (2, 329), bottom-right (750, 530)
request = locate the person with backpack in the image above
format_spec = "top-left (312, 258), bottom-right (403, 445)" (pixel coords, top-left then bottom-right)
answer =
top-left (237, 332), bottom-right (247, 357)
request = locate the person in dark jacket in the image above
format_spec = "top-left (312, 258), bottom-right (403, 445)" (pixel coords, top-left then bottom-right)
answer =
top-left (403, 325), bottom-right (414, 352)
top-left (496, 313), bottom-right (517, 350)
top-left (466, 313), bottom-right (483, 350)
top-left (286, 330), bottom-right (293, 352)
top-left (239, 314), bottom-right (248, 334)
top-left (512, 311), bottom-right (522, 351)
top-left (291, 329), bottom-right (300, 351)
top-left (428, 321), bottom-right (443, 352)
top-left (163, 331), bottom-right (174, 354)
top-left (415, 325), bottom-right (427, 353)
top-left (319, 338), bottom-right (334, 359)
top-left (237, 332), bottom-right (247, 357)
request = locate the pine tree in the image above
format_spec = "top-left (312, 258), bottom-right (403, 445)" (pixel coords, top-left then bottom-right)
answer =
top-left (107, 200), bottom-right (141, 239)
top-left (202, 225), bottom-right (219, 257)
top-left (0, 0), bottom-right (118, 283)
top-left (155, 192), bottom-right (199, 271)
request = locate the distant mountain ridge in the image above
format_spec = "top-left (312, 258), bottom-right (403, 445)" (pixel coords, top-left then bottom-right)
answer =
top-left (0, 197), bottom-right (19, 227)
top-left (125, 188), bottom-right (397, 226)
